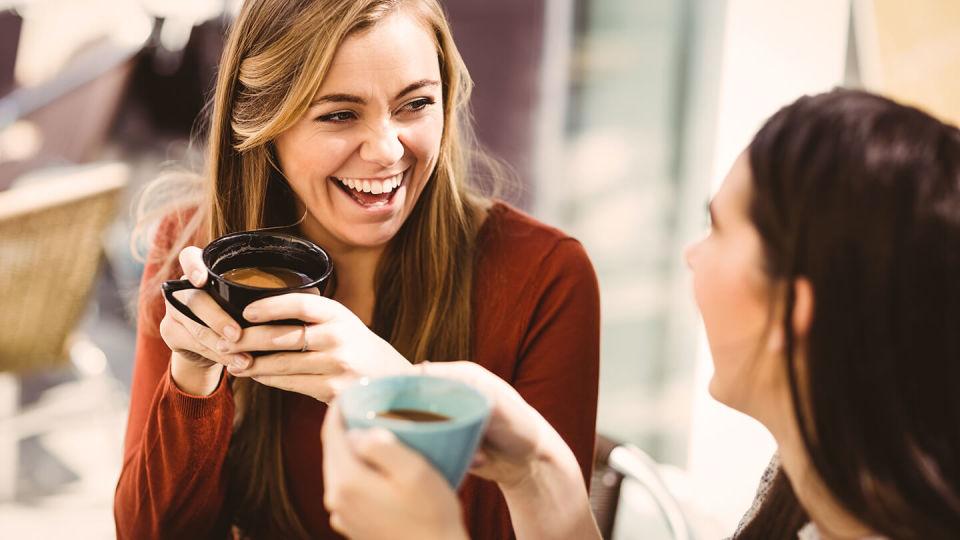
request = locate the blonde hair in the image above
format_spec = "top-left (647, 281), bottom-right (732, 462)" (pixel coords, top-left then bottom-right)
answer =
top-left (133, 0), bottom-right (491, 536)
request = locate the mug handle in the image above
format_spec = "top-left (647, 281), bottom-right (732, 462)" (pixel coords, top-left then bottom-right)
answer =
top-left (161, 279), bottom-right (207, 327)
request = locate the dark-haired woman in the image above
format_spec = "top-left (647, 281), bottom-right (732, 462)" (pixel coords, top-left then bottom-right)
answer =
top-left (323, 88), bottom-right (960, 540)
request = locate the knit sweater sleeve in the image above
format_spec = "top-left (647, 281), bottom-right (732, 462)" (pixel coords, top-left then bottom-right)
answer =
top-left (511, 237), bottom-right (601, 486)
top-left (114, 215), bottom-right (234, 539)
top-left (460, 217), bottom-right (602, 540)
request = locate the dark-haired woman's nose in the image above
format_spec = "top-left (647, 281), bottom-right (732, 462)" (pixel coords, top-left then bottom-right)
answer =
top-left (360, 121), bottom-right (404, 168)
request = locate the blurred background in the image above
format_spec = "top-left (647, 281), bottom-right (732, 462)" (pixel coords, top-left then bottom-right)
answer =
top-left (0, 0), bottom-right (958, 538)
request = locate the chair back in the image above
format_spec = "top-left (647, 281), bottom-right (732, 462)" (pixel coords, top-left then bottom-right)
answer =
top-left (591, 434), bottom-right (626, 538)
top-left (0, 162), bottom-right (127, 373)
top-left (590, 434), bottom-right (696, 540)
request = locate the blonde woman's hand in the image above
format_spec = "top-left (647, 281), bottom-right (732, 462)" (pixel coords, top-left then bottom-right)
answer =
top-left (160, 246), bottom-right (249, 395)
top-left (221, 293), bottom-right (413, 401)
top-left (321, 402), bottom-right (469, 540)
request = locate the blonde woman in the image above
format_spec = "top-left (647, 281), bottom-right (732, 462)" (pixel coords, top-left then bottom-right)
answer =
top-left (114, 1), bottom-right (600, 538)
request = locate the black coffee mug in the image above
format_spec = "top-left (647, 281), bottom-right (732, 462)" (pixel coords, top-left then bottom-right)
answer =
top-left (161, 231), bottom-right (333, 329)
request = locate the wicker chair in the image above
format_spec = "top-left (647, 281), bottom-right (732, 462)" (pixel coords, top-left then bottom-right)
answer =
top-left (590, 434), bottom-right (696, 540)
top-left (0, 162), bottom-right (128, 374)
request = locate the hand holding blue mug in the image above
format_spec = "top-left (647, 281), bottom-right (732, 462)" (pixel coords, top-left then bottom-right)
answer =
top-left (322, 374), bottom-right (491, 540)
top-left (322, 364), bottom-right (596, 540)
top-left (322, 400), bottom-right (470, 540)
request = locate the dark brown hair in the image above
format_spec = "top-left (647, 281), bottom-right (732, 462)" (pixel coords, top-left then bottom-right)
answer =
top-left (738, 89), bottom-right (960, 539)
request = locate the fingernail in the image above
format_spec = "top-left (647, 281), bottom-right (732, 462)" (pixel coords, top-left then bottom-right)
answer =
top-left (191, 270), bottom-right (206, 285)
top-left (244, 308), bottom-right (259, 322)
top-left (231, 354), bottom-right (248, 370)
top-left (217, 339), bottom-right (230, 353)
top-left (223, 325), bottom-right (240, 342)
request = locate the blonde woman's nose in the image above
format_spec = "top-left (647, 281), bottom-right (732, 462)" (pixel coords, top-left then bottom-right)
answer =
top-left (360, 122), bottom-right (404, 167)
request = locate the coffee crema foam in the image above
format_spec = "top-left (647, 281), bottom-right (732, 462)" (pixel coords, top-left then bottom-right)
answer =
top-left (221, 266), bottom-right (312, 289)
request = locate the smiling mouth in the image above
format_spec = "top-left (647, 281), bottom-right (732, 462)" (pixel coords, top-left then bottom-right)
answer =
top-left (330, 170), bottom-right (406, 208)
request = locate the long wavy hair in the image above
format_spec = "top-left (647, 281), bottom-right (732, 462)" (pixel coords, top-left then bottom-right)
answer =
top-left (133, 0), bottom-right (490, 537)
top-left (737, 89), bottom-right (960, 538)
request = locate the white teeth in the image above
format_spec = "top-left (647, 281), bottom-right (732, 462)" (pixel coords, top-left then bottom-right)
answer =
top-left (336, 171), bottom-right (404, 195)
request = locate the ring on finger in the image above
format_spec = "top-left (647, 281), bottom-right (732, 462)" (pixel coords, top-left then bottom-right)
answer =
top-left (300, 322), bottom-right (309, 353)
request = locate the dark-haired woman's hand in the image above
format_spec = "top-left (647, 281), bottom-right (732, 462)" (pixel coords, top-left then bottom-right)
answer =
top-left (417, 361), bottom-right (562, 487)
top-left (321, 401), bottom-right (469, 540)
top-left (220, 293), bottom-right (413, 401)
top-left (161, 246), bottom-right (249, 396)
top-left (423, 362), bottom-right (600, 539)
top-left (321, 363), bottom-right (601, 540)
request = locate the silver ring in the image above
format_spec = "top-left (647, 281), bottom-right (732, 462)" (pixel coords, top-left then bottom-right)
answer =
top-left (299, 323), bottom-right (309, 352)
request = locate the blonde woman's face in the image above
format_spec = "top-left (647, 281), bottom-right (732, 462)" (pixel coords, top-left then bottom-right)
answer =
top-left (274, 9), bottom-right (444, 250)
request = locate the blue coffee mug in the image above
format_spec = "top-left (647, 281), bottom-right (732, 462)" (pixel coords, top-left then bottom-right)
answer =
top-left (338, 374), bottom-right (491, 487)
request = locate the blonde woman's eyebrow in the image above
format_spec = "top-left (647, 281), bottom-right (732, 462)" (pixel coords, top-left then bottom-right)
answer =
top-left (310, 79), bottom-right (440, 107)
top-left (312, 93), bottom-right (366, 106)
top-left (394, 79), bottom-right (440, 99)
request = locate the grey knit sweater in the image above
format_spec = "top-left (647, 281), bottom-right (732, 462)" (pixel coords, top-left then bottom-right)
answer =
top-left (731, 454), bottom-right (888, 540)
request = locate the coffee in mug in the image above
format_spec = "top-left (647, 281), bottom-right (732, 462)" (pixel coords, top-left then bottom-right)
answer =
top-left (375, 408), bottom-right (451, 423)
top-left (221, 266), bottom-right (314, 289)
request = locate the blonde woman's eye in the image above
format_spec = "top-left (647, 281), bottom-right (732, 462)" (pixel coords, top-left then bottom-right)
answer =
top-left (402, 97), bottom-right (435, 113)
top-left (316, 111), bottom-right (356, 123)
